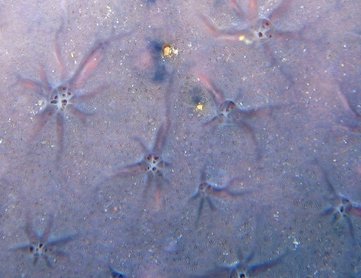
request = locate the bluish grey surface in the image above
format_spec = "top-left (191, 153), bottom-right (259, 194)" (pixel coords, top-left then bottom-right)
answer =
top-left (0, 0), bottom-right (360, 277)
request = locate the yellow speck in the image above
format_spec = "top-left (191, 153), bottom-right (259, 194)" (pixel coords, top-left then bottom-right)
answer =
top-left (162, 43), bottom-right (178, 58)
top-left (196, 103), bottom-right (204, 111)
top-left (238, 35), bottom-right (253, 45)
